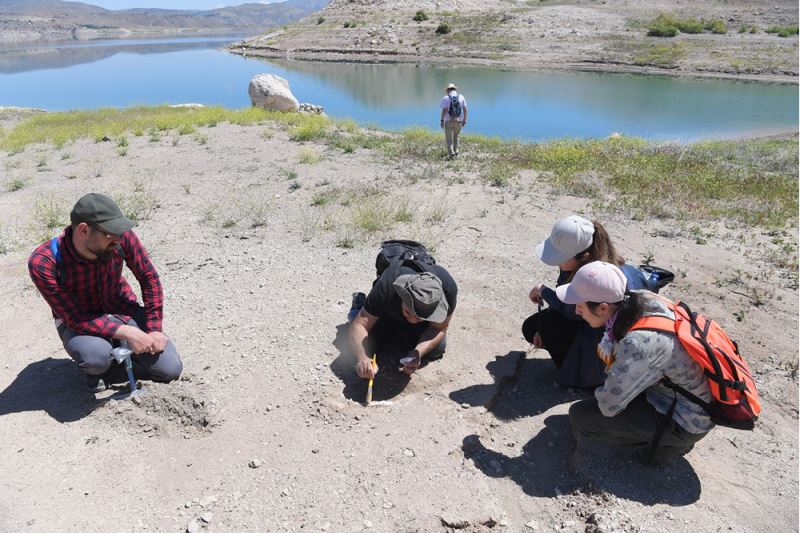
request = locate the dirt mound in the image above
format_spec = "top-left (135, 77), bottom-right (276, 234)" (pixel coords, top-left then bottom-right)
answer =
top-left (94, 376), bottom-right (217, 437)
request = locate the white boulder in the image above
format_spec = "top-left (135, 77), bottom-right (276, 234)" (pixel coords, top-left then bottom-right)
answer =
top-left (248, 74), bottom-right (299, 112)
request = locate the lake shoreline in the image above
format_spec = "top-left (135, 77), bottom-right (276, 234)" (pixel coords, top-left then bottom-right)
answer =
top-left (228, 45), bottom-right (799, 86)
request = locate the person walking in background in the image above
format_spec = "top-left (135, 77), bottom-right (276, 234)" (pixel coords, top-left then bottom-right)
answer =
top-left (28, 192), bottom-right (182, 392)
top-left (440, 82), bottom-right (467, 159)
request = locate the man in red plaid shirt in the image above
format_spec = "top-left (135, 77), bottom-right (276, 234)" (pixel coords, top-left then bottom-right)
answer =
top-left (28, 193), bottom-right (182, 392)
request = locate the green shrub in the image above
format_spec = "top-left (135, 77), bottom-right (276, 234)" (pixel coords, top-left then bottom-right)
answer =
top-left (647, 14), bottom-right (679, 37)
top-left (677, 18), bottom-right (704, 34)
top-left (413, 10), bottom-right (428, 22)
top-left (29, 194), bottom-right (68, 244)
top-left (766, 25), bottom-right (799, 37)
top-left (435, 22), bottom-right (452, 35)
top-left (704, 19), bottom-right (727, 34)
top-left (7, 177), bottom-right (27, 192)
top-left (297, 148), bottom-right (322, 164)
top-left (317, 16), bottom-right (325, 24)
top-left (288, 115), bottom-right (328, 142)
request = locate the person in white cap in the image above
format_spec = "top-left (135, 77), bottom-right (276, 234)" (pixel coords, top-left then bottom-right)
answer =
top-left (559, 261), bottom-right (713, 466)
top-left (523, 215), bottom-right (651, 388)
top-left (439, 83), bottom-right (467, 159)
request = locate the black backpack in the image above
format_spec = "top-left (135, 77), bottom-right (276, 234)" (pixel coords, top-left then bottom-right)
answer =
top-left (374, 239), bottom-right (436, 279)
top-left (447, 94), bottom-right (462, 118)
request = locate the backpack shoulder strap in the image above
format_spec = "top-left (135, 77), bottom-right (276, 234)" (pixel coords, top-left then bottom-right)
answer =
top-left (400, 257), bottom-right (429, 274)
top-left (49, 236), bottom-right (61, 264)
top-left (629, 315), bottom-right (676, 334)
top-left (49, 236), bottom-right (65, 284)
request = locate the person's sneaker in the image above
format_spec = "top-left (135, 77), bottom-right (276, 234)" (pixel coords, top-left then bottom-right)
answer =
top-left (85, 374), bottom-right (108, 393)
top-left (347, 292), bottom-right (367, 321)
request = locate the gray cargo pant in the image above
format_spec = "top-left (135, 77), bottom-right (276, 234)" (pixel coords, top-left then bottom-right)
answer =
top-left (569, 394), bottom-right (708, 465)
top-left (57, 308), bottom-right (182, 383)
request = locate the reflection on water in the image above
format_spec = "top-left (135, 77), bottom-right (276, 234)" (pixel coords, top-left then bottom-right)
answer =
top-left (0, 37), bottom-right (796, 141)
top-left (0, 37), bottom-right (243, 74)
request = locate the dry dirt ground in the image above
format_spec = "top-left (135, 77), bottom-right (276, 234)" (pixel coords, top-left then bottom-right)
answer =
top-left (234, 0), bottom-right (799, 83)
top-left (0, 115), bottom-right (797, 532)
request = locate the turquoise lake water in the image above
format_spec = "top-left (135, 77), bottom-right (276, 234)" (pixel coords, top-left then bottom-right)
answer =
top-left (1, 36), bottom-right (797, 141)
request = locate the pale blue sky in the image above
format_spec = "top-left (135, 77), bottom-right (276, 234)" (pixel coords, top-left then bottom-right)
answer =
top-left (88, 1), bottom-right (282, 9)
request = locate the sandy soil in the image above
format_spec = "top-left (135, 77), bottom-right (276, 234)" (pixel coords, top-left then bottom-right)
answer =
top-left (233, 0), bottom-right (799, 84)
top-left (0, 114), bottom-right (797, 532)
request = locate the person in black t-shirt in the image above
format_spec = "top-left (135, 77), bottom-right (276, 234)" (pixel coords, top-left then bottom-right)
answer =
top-left (349, 261), bottom-right (457, 379)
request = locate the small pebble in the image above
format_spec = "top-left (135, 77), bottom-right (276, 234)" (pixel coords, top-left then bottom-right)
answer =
top-left (248, 459), bottom-right (262, 468)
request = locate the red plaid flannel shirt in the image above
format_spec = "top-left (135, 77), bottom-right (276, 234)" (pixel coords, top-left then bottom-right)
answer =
top-left (28, 226), bottom-right (164, 338)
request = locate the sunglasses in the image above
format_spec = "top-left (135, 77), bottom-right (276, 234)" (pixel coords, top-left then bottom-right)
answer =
top-left (88, 224), bottom-right (120, 239)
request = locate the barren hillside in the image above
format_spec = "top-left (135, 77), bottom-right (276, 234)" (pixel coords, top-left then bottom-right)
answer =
top-left (234, 0), bottom-right (799, 82)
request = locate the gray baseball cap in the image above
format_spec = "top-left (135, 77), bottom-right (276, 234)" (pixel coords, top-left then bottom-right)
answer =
top-left (535, 215), bottom-right (594, 266)
top-left (70, 192), bottom-right (135, 236)
top-left (393, 272), bottom-right (450, 323)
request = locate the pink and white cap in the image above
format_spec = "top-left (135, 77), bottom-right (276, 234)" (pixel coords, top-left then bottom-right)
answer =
top-left (556, 261), bottom-right (627, 304)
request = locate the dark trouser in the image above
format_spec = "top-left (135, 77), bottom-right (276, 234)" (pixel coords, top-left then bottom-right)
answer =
top-left (569, 394), bottom-right (709, 465)
top-left (368, 319), bottom-right (446, 361)
top-left (57, 308), bottom-right (182, 384)
top-left (522, 309), bottom-right (580, 369)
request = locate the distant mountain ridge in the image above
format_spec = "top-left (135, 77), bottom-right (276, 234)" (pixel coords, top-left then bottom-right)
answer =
top-left (0, 0), bottom-right (330, 44)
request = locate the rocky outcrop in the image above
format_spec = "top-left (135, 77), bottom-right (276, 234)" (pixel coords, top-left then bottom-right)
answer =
top-left (248, 74), bottom-right (300, 112)
top-left (299, 102), bottom-right (325, 115)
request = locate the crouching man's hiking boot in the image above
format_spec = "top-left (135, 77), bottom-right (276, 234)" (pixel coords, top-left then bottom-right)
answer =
top-left (85, 374), bottom-right (108, 393)
top-left (348, 292), bottom-right (367, 322)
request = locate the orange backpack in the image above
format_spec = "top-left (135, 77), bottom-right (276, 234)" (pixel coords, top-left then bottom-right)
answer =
top-left (629, 298), bottom-right (762, 430)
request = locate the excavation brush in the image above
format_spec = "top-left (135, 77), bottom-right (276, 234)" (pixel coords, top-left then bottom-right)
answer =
top-left (365, 354), bottom-right (377, 405)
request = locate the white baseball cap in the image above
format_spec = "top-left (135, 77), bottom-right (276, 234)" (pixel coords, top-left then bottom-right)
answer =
top-left (535, 215), bottom-right (595, 266)
top-left (556, 261), bottom-right (627, 304)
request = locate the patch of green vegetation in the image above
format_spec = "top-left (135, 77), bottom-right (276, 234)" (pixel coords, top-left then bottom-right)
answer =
top-left (29, 194), bottom-right (68, 244)
top-left (633, 43), bottom-right (686, 67)
top-left (435, 22), bottom-right (452, 35)
top-left (647, 14), bottom-right (679, 37)
top-left (482, 161), bottom-right (514, 187)
top-left (288, 115), bottom-right (329, 142)
top-left (704, 19), bottom-right (727, 34)
top-left (297, 148), bottom-right (322, 164)
top-left (114, 180), bottom-right (159, 222)
top-left (384, 130), bottom-right (797, 228)
top-left (676, 18), bottom-right (704, 34)
top-left (647, 13), bottom-right (727, 37)
top-left (343, 21), bottom-right (356, 28)
top-left (317, 16), bottom-right (325, 24)
top-left (0, 106), bottom-right (279, 153)
top-left (0, 223), bottom-right (8, 255)
top-left (438, 13), bottom-right (519, 52)
top-left (766, 25), bottom-right (799, 37)
top-left (413, 10), bottom-right (428, 22)
top-left (7, 176), bottom-right (28, 192)
top-left (352, 197), bottom-right (395, 233)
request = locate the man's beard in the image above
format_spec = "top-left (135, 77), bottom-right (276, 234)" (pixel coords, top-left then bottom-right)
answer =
top-left (89, 242), bottom-right (118, 260)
